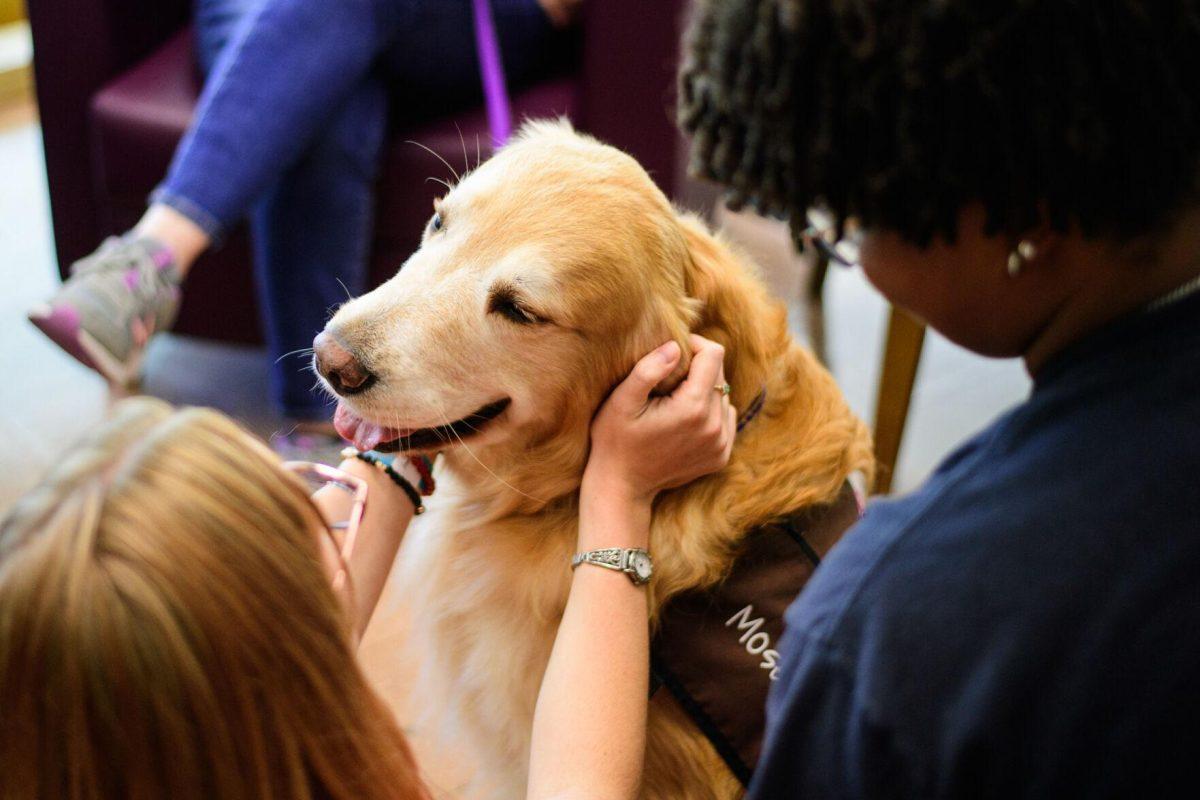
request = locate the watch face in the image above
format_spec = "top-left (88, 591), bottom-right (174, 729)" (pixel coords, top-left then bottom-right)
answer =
top-left (632, 552), bottom-right (652, 581)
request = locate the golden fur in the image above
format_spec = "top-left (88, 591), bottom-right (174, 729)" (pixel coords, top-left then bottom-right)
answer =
top-left (324, 120), bottom-right (874, 799)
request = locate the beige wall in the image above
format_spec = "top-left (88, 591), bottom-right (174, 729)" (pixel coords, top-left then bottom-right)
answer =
top-left (0, 0), bottom-right (26, 27)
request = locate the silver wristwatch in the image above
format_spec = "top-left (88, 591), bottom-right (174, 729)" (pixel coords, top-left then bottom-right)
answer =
top-left (571, 547), bottom-right (653, 585)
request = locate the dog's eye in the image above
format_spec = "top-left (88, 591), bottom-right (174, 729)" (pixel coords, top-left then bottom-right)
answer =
top-left (489, 293), bottom-right (540, 325)
top-left (428, 212), bottom-right (443, 233)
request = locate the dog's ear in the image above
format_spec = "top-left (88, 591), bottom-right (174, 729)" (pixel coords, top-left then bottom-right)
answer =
top-left (649, 270), bottom-right (700, 397)
top-left (650, 329), bottom-right (694, 396)
top-left (675, 213), bottom-right (775, 399)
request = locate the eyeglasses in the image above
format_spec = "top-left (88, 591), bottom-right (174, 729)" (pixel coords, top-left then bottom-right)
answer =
top-left (801, 209), bottom-right (861, 267)
top-left (281, 461), bottom-right (368, 592)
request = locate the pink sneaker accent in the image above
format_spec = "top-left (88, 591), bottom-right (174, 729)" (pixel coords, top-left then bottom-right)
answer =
top-left (27, 303), bottom-right (99, 372)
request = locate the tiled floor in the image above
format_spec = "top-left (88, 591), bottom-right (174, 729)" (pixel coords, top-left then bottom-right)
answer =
top-left (0, 118), bottom-right (1033, 514)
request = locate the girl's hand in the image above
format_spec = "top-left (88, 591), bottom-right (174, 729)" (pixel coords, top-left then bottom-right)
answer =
top-left (310, 455), bottom-right (423, 641)
top-left (584, 335), bottom-right (737, 509)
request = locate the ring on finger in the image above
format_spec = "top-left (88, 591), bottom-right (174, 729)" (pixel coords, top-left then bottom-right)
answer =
top-left (714, 383), bottom-right (732, 396)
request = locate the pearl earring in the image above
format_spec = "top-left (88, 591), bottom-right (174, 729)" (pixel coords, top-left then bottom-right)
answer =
top-left (1007, 251), bottom-right (1022, 277)
top-left (1006, 239), bottom-right (1037, 278)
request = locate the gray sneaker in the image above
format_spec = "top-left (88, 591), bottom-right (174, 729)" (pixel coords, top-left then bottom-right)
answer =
top-left (28, 237), bottom-right (182, 387)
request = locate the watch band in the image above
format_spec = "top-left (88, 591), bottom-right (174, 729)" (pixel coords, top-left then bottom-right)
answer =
top-left (571, 548), bottom-right (653, 584)
top-left (571, 548), bottom-right (626, 571)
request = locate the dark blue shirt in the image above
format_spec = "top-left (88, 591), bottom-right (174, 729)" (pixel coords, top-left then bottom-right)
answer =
top-left (750, 290), bottom-right (1200, 799)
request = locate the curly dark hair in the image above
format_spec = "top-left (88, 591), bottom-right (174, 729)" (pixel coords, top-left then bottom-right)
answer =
top-left (678, 0), bottom-right (1200, 248)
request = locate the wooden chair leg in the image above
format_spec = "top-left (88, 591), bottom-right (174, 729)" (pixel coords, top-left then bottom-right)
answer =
top-left (872, 306), bottom-right (926, 495)
top-left (807, 249), bottom-right (831, 302)
top-left (805, 250), bottom-right (831, 364)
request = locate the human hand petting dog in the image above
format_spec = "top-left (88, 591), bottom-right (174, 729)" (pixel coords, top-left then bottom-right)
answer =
top-left (584, 334), bottom-right (738, 511)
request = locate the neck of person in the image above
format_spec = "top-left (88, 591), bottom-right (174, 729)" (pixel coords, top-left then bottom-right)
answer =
top-left (1022, 208), bottom-right (1200, 375)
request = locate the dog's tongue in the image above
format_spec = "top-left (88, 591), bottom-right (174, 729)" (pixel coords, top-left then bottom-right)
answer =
top-left (334, 401), bottom-right (403, 451)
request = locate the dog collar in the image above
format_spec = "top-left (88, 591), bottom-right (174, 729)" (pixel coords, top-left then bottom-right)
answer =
top-left (736, 387), bottom-right (767, 433)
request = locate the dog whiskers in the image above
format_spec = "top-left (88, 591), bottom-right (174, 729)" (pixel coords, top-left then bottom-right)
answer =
top-left (431, 394), bottom-right (545, 505)
top-left (272, 420), bottom-right (303, 441)
top-left (275, 346), bottom-right (315, 365)
top-left (406, 139), bottom-right (460, 183)
top-left (455, 122), bottom-right (470, 178)
top-left (313, 374), bottom-right (341, 403)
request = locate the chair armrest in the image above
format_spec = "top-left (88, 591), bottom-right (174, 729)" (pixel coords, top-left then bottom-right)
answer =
top-left (28, 0), bottom-right (191, 270)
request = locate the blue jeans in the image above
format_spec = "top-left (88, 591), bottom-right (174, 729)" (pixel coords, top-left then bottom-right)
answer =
top-left (154, 0), bottom-right (557, 419)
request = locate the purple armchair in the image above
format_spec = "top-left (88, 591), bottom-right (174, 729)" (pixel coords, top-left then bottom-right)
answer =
top-left (28, 0), bottom-right (705, 344)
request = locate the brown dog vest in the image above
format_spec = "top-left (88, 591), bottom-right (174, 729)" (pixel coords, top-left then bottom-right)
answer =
top-left (650, 482), bottom-right (862, 786)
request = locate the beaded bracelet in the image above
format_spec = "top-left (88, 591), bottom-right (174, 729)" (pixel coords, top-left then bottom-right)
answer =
top-left (340, 447), bottom-right (425, 515)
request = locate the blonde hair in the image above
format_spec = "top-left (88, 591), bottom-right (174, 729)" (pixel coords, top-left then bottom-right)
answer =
top-left (0, 398), bottom-right (427, 800)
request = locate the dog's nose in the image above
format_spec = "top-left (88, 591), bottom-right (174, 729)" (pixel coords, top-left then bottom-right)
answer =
top-left (313, 331), bottom-right (375, 395)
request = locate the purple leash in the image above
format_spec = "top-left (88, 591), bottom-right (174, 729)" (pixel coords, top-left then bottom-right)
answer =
top-left (472, 0), bottom-right (513, 147)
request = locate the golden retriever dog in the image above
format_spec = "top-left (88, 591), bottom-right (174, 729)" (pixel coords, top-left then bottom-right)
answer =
top-left (315, 120), bottom-right (873, 799)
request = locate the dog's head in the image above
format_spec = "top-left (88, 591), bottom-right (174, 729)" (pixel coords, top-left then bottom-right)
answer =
top-left (316, 121), bottom-right (776, 498)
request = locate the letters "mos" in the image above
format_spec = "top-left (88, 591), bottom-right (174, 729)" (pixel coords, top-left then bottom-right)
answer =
top-left (725, 604), bottom-right (781, 680)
